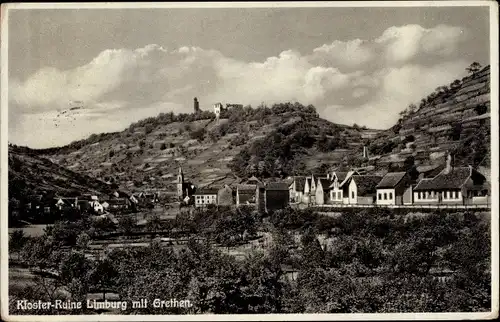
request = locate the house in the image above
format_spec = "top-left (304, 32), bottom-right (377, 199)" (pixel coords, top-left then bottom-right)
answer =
top-left (343, 175), bottom-right (382, 204)
top-left (75, 195), bottom-right (101, 213)
top-left (236, 184), bottom-right (257, 207)
top-left (217, 185), bottom-right (234, 206)
top-left (193, 188), bottom-right (218, 208)
top-left (315, 178), bottom-right (332, 205)
top-left (413, 155), bottom-right (489, 205)
top-left (9, 198), bottom-right (21, 218)
top-left (376, 172), bottom-right (412, 205)
top-left (330, 171), bottom-right (359, 204)
top-left (24, 194), bottom-right (44, 213)
top-left (328, 171), bottom-right (358, 204)
top-left (288, 176), bottom-right (306, 203)
top-left (101, 201), bottom-right (110, 210)
top-left (54, 197), bottom-right (78, 211)
top-left (302, 175), bottom-right (317, 205)
top-left (106, 198), bottom-right (130, 212)
top-left (265, 182), bottom-right (290, 211)
top-left (92, 201), bottom-right (104, 214)
top-left (246, 176), bottom-right (262, 185)
top-left (130, 194), bottom-right (139, 204)
top-left (137, 192), bottom-right (159, 203)
top-left (416, 163), bottom-right (446, 180)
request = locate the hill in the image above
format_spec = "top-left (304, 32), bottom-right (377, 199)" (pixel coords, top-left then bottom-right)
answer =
top-left (22, 103), bottom-right (377, 192)
top-left (367, 64), bottom-right (491, 170)
top-left (8, 146), bottom-right (116, 201)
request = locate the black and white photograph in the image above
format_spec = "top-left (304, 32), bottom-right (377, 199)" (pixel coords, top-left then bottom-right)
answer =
top-left (1, 2), bottom-right (498, 320)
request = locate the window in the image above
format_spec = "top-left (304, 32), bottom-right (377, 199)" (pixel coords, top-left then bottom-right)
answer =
top-left (338, 192), bottom-right (342, 200)
top-left (332, 193), bottom-right (336, 200)
top-left (389, 192), bottom-right (393, 199)
top-left (384, 193), bottom-right (387, 200)
top-left (351, 191), bottom-right (355, 199)
top-left (423, 192), bottom-right (426, 200)
top-left (378, 193), bottom-right (382, 200)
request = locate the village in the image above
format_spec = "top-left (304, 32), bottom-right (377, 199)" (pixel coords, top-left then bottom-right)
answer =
top-left (10, 148), bottom-right (490, 226)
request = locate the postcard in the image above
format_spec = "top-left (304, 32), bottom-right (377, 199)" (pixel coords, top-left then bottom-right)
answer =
top-left (1, 1), bottom-right (498, 321)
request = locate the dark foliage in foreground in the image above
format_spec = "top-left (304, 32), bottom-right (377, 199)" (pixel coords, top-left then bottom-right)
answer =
top-left (9, 208), bottom-right (491, 314)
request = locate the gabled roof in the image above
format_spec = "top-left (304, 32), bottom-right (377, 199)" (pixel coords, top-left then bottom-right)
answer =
top-left (246, 176), bottom-right (262, 184)
top-left (317, 178), bottom-right (331, 190)
top-left (417, 163), bottom-right (446, 179)
top-left (376, 172), bottom-right (407, 189)
top-left (292, 176), bottom-right (307, 191)
top-left (194, 188), bottom-right (218, 195)
top-left (414, 166), bottom-right (477, 191)
top-left (265, 182), bottom-right (289, 191)
top-left (351, 175), bottom-right (383, 195)
top-left (237, 184), bottom-right (257, 193)
top-left (338, 170), bottom-right (359, 188)
top-left (107, 198), bottom-right (129, 205)
top-left (333, 172), bottom-right (349, 182)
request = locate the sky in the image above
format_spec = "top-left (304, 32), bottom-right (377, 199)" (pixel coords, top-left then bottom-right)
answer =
top-left (7, 5), bottom-right (491, 148)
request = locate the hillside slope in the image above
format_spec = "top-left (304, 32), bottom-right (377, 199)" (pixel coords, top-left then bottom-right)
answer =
top-left (34, 103), bottom-right (377, 191)
top-left (8, 146), bottom-right (115, 200)
top-left (368, 65), bottom-right (491, 169)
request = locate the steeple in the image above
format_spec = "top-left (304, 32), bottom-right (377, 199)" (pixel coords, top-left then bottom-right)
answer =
top-left (177, 166), bottom-right (185, 199)
top-left (177, 167), bottom-right (184, 182)
top-left (444, 153), bottom-right (453, 174)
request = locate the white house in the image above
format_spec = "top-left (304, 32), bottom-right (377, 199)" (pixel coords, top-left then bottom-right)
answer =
top-left (288, 176), bottom-right (306, 203)
top-left (375, 172), bottom-right (410, 205)
top-left (413, 156), bottom-right (489, 205)
top-left (315, 178), bottom-right (331, 205)
top-left (193, 188), bottom-right (218, 208)
top-left (302, 175), bottom-right (315, 205)
top-left (344, 175), bottom-right (382, 205)
top-left (328, 171), bottom-right (353, 204)
top-left (101, 201), bottom-right (110, 210)
top-left (91, 201), bottom-right (104, 214)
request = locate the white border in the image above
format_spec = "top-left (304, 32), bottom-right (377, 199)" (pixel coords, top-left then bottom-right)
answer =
top-left (1, 1), bottom-right (498, 321)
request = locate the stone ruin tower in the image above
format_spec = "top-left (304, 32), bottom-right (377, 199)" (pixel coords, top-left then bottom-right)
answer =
top-left (194, 97), bottom-right (200, 113)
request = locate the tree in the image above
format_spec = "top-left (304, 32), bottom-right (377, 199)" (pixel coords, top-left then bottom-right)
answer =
top-left (407, 103), bottom-right (417, 115)
top-left (9, 229), bottom-right (26, 261)
top-left (466, 62), bottom-right (482, 74)
top-left (450, 79), bottom-right (461, 89)
top-left (146, 214), bottom-right (162, 237)
top-left (118, 216), bottom-right (136, 236)
top-left (89, 258), bottom-right (119, 301)
top-left (59, 251), bottom-right (93, 300)
top-left (76, 232), bottom-right (91, 250)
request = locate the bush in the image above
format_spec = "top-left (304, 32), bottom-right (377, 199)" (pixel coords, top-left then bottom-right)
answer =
top-left (189, 128), bottom-right (206, 142)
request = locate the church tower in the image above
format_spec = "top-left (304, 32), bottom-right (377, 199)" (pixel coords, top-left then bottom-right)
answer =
top-left (177, 167), bottom-right (185, 199)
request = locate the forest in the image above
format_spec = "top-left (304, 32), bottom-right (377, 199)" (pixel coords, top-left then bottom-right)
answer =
top-left (9, 207), bottom-right (491, 314)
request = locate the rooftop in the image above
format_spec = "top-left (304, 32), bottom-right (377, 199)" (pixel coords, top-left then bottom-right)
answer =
top-left (414, 166), bottom-right (473, 191)
top-left (237, 184), bottom-right (257, 192)
top-left (194, 188), bottom-right (219, 195)
top-left (351, 175), bottom-right (383, 195)
top-left (293, 176), bottom-right (307, 191)
top-left (265, 182), bottom-right (289, 191)
top-left (376, 172), bottom-right (407, 189)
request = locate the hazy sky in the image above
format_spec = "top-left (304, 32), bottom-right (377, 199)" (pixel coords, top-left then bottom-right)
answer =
top-left (7, 5), bottom-right (491, 148)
